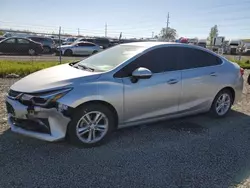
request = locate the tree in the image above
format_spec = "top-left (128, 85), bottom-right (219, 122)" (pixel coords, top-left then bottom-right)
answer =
top-left (159, 27), bottom-right (177, 41)
top-left (0, 31), bottom-right (4, 36)
top-left (208, 25), bottom-right (219, 45)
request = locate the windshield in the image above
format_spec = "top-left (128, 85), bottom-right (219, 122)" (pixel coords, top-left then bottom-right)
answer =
top-left (77, 45), bottom-right (147, 72)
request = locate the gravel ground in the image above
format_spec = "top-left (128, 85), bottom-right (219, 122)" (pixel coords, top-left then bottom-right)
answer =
top-left (1, 72), bottom-right (250, 188)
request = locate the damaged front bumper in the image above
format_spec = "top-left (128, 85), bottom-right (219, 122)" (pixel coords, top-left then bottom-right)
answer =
top-left (6, 97), bottom-right (71, 142)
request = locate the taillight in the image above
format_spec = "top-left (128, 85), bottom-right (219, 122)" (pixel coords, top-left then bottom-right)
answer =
top-left (240, 68), bottom-right (244, 76)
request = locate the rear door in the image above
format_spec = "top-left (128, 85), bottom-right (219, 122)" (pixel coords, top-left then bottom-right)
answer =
top-left (178, 47), bottom-right (223, 113)
top-left (77, 43), bottom-right (94, 55)
top-left (16, 38), bottom-right (31, 54)
top-left (0, 38), bottom-right (16, 53)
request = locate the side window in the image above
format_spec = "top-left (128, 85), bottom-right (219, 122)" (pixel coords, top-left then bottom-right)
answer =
top-left (78, 43), bottom-right (95, 47)
top-left (78, 43), bottom-right (87, 47)
top-left (17, 39), bottom-right (30, 44)
top-left (114, 47), bottom-right (180, 78)
top-left (85, 43), bottom-right (95, 47)
top-left (4, 38), bottom-right (15, 44)
top-left (179, 47), bottom-right (222, 70)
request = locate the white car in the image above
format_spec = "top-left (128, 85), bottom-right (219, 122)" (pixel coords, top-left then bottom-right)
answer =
top-left (243, 42), bottom-right (250, 54)
top-left (57, 42), bottom-right (102, 56)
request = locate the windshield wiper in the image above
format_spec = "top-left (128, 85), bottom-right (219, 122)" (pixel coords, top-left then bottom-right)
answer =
top-left (77, 64), bottom-right (95, 72)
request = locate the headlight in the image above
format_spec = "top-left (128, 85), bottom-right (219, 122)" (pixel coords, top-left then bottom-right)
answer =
top-left (20, 88), bottom-right (72, 107)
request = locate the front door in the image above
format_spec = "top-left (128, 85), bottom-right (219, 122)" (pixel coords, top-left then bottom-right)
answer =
top-left (116, 46), bottom-right (182, 124)
top-left (0, 38), bottom-right (16, 53)
top-left (122, 71), bottom-right (181, 123)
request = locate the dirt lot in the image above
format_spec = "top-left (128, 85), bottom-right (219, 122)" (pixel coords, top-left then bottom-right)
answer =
top-left (1, 73), bottom-right (250, 188)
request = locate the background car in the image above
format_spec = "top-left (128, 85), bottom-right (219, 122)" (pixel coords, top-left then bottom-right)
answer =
top-left (0, 37), bottom-right (6, 41)
top-left (62, 37), bottom-right (78, 45)
top-left (243, 42), bottom-right (250, 55)
top-left (6, 42), bottom-right (243, 147)
top-left (56, 41), bottom-right (102, 56)
top-left (75, 37), bottom-right (110, 49)
top-left (0, 37), bottom-right (43, 55)
top-left (27, 36), bottom-right (55, 53)
top-left (53, 38), bottom-right (66, 48)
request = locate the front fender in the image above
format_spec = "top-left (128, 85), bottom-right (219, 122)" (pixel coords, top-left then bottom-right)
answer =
top-left (57, 79), bottom-right (124, 123)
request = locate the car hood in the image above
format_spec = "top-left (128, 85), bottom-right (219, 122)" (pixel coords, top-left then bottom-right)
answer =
top-left (11, 63), bottom-right (101, 93)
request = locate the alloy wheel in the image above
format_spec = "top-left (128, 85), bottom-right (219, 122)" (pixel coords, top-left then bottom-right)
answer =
top-left (76, 111), bottom-right (109, 144)
top-left (28, 49), bottom-right (35, 55)
top-left (215, 93), bottom-right (231, 116)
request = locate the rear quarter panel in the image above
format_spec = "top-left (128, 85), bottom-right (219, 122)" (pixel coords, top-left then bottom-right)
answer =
top-left (213, 59), bottom-right (243, 103)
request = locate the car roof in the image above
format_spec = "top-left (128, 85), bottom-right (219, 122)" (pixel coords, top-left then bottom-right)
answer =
top-left (76, 41), bottom-right (96, 45)
top-left (3, 37), bottom-right (31, 40)
top-left (120, 41), bottom-right (186, 48)
top-left (120, 41), bottom-right (223, 59)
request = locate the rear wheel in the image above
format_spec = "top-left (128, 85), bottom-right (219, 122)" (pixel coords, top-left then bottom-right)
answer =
top-left (43, 46), bottom-right (51, 54)
top-left (67, 104), bottom-right (116, 147)
top-left (210, 89), bottom-right (233, 117)
top-left (64, 49), bottom-right (73, 56)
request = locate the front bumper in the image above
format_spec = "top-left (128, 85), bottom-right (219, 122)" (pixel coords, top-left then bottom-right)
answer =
top-left (6, 97), bottom-right (70, 142)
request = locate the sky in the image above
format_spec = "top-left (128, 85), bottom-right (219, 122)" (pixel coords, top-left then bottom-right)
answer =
top-left (1, 0), bottom-right (250, 39)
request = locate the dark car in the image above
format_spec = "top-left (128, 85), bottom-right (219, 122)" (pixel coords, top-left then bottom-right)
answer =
top-left (0, 37), bottom-right (6, 41)
top-left (0, 37), bottom-right (43, 55)
top-left (27, 36), bottom-right (55, 53)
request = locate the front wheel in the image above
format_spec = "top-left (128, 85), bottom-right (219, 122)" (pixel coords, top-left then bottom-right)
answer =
top-left (64, 49), bottom-right (73, 56)
top-left (210, 89), bottom-right (233, 118)
top-left (28, 48), bottom-right (36, 56)
top-left (43, 46), bottom-right (51, 54)
top-left (67, 104), bottom-right (116, 147)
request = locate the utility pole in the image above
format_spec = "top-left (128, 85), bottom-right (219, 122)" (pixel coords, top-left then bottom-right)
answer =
top-left (166, 12), bottom-right (170, 41)
top-left (78, 28), bottom-right (80, 36)
top-left (105, 23), bottom-right (107, 37)
top-left (152, 32), bottom-right (154, 38)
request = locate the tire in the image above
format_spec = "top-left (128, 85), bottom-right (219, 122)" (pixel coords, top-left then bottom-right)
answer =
top-left (210, 89), bottom-right (233, 118)
top-left (43, 46), bottom-right (51, 54)
top-left (67, 103), bottom-right (116, 147)
top-left (64, 49), bottom-right (73, 56)
top-left (92, 50), bottom-right (98, 55)
top-left (247, 74), bottom-right (250, 85)
top-left (28, 48), bottom-right (36, 56)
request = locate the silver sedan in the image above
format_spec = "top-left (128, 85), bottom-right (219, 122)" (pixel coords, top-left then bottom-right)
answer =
top-left (57, 41), bottom-right (102, 56)
top-left (6, 42), bottom-right (244, 147)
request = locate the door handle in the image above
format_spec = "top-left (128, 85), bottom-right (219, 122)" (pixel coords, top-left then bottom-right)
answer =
top-left (210, 72), bottom-right (217, 76)
top-left (167, 79), bottom-right (178, 84)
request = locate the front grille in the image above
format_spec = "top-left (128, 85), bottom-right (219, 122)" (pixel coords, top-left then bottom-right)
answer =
top-left (8, 89), bottom-right (22, 98)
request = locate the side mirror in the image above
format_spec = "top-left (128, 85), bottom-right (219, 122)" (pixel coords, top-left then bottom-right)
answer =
top-left (131, 67), bottom-right (152, 83)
